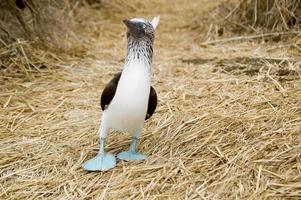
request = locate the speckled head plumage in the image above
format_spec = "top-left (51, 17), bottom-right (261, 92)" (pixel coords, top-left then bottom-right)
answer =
top-left (123, 16), bottom-right (160, 65)
top-left (123, 17), bottom-right (160, 43)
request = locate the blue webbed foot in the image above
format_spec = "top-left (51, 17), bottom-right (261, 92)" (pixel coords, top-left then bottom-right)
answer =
top-left (82, 153), bottom-right (116, 171)
top-left (117, 150), bottom-right (147, 161)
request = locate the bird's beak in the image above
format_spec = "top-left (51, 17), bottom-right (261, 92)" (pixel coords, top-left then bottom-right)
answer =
top-left (123, 19), bottom-right (145, 38)
top-left (123, 19), bottom-right (138, 30)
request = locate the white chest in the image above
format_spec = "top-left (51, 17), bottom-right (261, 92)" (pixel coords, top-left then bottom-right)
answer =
top-left (103, 60), bottom-right (151, 133)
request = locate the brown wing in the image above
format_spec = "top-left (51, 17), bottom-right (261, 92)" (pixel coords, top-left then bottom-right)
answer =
top-left (100, 72), bottom-right (122, 110)
top-left (145, 86), bottom-right (157, 120)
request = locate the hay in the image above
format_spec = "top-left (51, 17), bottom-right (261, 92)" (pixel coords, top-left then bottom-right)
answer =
top-left (213, 0), bottom-right (301, 34)
top-left (0, 0), bottom-right (79, 51)
top-left (233, 0), bottom-right (301, 30)
top-left (1, 0), bottom-right (301, 199)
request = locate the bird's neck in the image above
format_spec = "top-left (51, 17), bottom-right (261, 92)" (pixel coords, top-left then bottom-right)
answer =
top-left (125, 38), bottom-right (153, 68)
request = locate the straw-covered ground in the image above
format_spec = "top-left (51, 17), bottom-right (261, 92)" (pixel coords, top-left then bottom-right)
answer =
top-left (1, 0), bottom-right (301, 199)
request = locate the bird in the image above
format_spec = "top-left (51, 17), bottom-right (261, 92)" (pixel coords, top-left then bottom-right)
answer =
top-left (83, 16), bottom-right (160, 171)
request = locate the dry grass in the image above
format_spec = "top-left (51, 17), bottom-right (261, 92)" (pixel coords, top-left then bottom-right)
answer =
top-left (1, 0), bottom-right (301, 199)
top-left (222, 0), bottom-right (301, 32)
top-left (204, 0), bottom-right (301, 39)
top-left (0, 0), bottom-right (82, 51)
top-left (194, 0), bottom-right (301, 46)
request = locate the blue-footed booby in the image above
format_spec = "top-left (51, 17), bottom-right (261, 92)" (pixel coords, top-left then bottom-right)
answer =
top-left (83, 16), bottom-right (160, 171)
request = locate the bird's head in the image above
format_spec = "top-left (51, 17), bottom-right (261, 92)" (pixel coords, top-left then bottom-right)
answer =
top-left (123, 16), bottom-right (160, 42)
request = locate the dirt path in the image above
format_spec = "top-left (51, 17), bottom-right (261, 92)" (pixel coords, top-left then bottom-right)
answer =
top-left (1, 1), bottom-right (301, 199)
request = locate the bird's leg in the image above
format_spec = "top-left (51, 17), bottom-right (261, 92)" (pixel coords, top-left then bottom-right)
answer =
top-left (117, 134), bottom-right (147, 161)
top-left (98, 137), bottom-right (105, 155)
top-left (129, 137), bottom-right (138, 152)
top-left (82, 122), bottom-right (116, 171)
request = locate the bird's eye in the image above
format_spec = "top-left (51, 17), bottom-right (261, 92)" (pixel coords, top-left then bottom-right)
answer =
top-left (142, 24), bottom-right (146, 29)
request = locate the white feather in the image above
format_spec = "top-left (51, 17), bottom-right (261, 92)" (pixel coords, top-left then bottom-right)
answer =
top-left (102, 59), bottom-right (151, 135)
top-left (131, 18), bottom-right (147, 23)
top-left (150, 16), bottom-right (160, 30)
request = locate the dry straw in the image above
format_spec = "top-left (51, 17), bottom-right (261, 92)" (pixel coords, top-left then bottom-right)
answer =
top-left (1, 0), bottom-right (301, 199)
top-left (200, 0), bottom-right (301, 50)
top-left (0, 0), bottom-right (81, 51)
top-left (224, 0), bottom-right (301, 31)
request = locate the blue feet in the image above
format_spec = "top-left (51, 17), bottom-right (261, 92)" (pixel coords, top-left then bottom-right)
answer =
top-left (83, 153), bottom-right (116, 171)
top-left (117, 150), bottom-right (147, 161)
top-left (117, 136), bottom-right (147, 161)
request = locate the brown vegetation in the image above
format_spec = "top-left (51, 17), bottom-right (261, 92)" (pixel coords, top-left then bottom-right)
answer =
top-left (0, 0), bottom-right (300, 199)
top-left (221, 0), bottom-right (301, 32)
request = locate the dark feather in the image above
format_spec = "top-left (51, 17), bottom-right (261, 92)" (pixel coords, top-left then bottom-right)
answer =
top-left (100, 72), bottom-right (122, 111)
top-left (100, 72), bottom-right (157, 120)
top-left (145, 86), bottom-right (157, 120)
